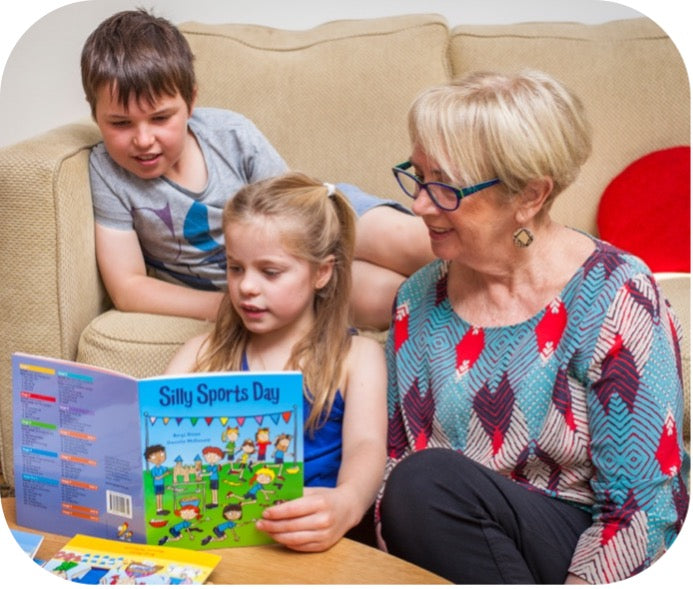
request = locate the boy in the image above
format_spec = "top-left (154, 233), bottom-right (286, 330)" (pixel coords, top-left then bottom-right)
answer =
top-left (81, 9), bottom-right (432, 330)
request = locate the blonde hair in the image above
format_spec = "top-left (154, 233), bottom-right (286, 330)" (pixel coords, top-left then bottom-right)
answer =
top-left (194, 172), bottom-right (357, 434)
top-left (408, 70), bottom-right (592, 206)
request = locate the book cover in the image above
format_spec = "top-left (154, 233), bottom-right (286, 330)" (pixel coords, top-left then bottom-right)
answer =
top-left (12, 352), bottom-right (304, 550)
top-left (42, 533), bottom-right (221, 584)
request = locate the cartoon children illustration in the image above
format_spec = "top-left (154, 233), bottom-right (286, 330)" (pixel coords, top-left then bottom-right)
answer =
top-left (158, 503), bottom-right (204, 545)
top-left (116, 522), bottom-right (133, 541)
top-left (144, 444), bottom-right (170, 515)
top-left (226, 467), bottom-right (277, 505)
top-left (231, 439), bottom-right (256, 481)
top-left (200, 503), bottom-right (246, 545)
top-left (254, 427), bottom-right (272, 463)
top-left (201, 446), bottom-right (224, 509)
top-left (222, 426), bottom-right (240, 473)
top-left (271, 433), bottom-right (292, 479)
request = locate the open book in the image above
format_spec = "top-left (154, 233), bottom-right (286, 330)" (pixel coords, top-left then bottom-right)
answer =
top-left (12, 352), bottom-right (304, 550)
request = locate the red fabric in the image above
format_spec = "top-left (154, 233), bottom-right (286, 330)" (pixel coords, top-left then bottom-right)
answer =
top-left (597, 146), bottom-right (690, 272)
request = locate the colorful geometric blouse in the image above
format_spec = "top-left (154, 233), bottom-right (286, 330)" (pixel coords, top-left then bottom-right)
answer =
top-left (382, 238), bottom-right (689, 584)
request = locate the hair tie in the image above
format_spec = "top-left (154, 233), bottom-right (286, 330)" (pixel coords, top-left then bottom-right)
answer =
top-left (323, 182), bottom-right (336, 197)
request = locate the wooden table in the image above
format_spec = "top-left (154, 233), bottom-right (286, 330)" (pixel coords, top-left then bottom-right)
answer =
top-left (2, 497), bottom-right (449, 584)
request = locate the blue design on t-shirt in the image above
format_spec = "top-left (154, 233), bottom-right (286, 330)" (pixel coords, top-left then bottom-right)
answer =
top-left (184, 202), bottom-right (221, 252)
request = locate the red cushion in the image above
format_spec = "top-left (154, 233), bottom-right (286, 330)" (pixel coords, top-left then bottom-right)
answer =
top-left (597, 146), bottom-right (690, 272)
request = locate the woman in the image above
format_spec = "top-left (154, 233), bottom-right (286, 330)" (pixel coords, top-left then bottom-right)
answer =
top-left (377, 70), bottom-right (688, 584)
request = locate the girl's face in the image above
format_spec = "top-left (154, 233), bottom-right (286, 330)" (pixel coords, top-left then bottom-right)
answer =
top-left (93, 84), bottom-right (193, 180)
top-left (224, 217), bottom-right (332, 341)
top-left (409, 144), bottom-right (512, 264)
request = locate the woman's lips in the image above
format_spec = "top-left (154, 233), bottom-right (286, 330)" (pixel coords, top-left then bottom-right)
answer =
top-left (427, 225), bottom-right (453, 240)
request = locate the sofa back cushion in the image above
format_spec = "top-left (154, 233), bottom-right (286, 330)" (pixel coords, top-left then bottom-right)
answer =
top-left (448, 18), bottom-right (690, 236)
top-left (180, 14), bottom-right (451, 205)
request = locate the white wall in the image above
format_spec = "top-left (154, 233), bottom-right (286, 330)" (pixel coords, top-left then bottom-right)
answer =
top-left (0, 0), bottom-right (686, 148)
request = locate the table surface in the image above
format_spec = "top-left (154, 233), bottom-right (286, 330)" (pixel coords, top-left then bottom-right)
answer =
top-left (2, 497), bottom-right (449, 584)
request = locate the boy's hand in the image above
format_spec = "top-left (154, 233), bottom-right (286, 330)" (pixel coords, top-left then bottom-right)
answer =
top-left (255, 486), bottom-right (360, 552)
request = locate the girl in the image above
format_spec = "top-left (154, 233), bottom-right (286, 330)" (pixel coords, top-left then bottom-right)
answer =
top-left (166, 172), bottom-right (387, 552)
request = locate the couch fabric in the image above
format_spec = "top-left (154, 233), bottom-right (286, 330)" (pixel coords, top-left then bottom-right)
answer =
top-left (0, 14), bottom-right (689, 489)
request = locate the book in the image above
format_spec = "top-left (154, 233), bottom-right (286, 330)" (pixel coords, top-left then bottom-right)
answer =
top-left (11, 528), bottom-right (44, 559)
top-left (42, 533), bottom-right (220, 584)
top-left (12, 352), bottom-right (304, 550)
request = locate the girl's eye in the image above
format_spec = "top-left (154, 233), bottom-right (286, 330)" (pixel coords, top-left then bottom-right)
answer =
top-left (263, 269), bottom-right (280, 278)
top-left (227, 265), bottom-right (243, 275)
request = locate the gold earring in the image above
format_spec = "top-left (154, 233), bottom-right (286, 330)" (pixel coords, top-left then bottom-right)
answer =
top-left (513, 227), bottom-right (534, 248)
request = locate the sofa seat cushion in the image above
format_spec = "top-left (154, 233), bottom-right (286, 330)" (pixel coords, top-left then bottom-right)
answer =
top-left (76, 310), bottom-right (211, 378)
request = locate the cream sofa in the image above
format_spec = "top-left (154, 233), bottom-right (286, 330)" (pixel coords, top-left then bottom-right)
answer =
top-left (0, 14), bottom-right (689, 489)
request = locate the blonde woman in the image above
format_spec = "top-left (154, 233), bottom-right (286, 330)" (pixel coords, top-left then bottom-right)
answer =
top-left (167, 172), bottom-right (386, 552)
top-left (377, 70), bottom-right (688, 584)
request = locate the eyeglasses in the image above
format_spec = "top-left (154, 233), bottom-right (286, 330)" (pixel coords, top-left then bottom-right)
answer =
top-left (392, 161), bottom-right (500, 211)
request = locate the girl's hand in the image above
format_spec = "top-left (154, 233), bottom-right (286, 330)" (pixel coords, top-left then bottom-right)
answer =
top-left (255, 486), bottom-right (361, 552)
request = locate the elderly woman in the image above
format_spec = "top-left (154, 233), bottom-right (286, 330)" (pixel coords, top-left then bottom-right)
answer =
top-left (376, 70), bottom-right (688, 585)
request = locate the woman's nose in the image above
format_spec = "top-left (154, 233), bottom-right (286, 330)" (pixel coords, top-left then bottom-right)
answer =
top-left (411, 186), bottom-right (437, 216)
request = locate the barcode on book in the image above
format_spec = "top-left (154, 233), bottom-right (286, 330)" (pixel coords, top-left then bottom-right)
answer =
top-left (106, 490), bottom-right (133, 518)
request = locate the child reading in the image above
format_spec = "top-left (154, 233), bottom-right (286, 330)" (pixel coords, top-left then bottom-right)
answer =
top-left (81, 9), bottom-right (433, 329)
top-left (165, 172), bottom-right (387, 551)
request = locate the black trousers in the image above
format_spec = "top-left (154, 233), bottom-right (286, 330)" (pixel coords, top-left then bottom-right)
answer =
top-left (380, 448), bottom-right (593, 584)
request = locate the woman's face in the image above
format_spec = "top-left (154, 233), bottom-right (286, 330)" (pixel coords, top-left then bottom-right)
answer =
top-left (409, 144), bottom-right (514, 265)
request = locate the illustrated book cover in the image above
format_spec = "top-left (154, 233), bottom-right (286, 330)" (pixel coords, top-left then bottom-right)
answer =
top-left (12, 352), bottom-right (304, 550)
top-left (42, 533), bottom-right (221, 584)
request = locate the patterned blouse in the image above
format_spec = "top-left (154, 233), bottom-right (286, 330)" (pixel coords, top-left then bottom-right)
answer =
top-left (381, 237), bottom-right (689, 584)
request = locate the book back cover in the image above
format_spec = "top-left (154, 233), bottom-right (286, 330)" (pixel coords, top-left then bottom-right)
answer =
top-left (12, 353), bottom-right (147, 542)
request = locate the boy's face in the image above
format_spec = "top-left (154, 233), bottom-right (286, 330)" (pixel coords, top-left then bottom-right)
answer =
top-left (149, 449), bottom-right (166, 465)
top-left (204, 450), bottom-right (221, 464)
top-left (93, 85), bottom-right (194, 180)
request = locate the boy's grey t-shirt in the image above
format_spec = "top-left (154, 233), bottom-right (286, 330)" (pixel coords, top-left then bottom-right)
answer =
top-left (89, 107), bottom-right (288, 291)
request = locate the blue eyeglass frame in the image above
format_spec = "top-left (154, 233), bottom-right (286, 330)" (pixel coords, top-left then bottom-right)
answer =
top-left (392, 161), bottom-right (500, 211)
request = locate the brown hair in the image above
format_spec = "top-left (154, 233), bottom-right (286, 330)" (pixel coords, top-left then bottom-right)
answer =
top-left (81, 9), bottom-right (196, 117)
top-left (194, 172), bottom-right (357, 434)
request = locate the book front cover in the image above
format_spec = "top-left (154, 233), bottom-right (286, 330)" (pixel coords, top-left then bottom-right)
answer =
top-left (138, 371), bottom-right (304, 549)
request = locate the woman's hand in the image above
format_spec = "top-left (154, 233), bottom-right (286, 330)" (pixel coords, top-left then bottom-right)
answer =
top-left (255, 486), bottom-right (361, 552)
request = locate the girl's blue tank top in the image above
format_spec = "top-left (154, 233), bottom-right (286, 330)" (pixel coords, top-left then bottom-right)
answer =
top-left (241, 352), bottom-right (344, 487)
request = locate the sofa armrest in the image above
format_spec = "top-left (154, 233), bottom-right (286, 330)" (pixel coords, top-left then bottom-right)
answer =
top-left (0, 122), bottom-right (106, 482)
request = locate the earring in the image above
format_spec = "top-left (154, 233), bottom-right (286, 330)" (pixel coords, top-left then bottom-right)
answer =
top-left (513, 227), bottom-right (534, 248)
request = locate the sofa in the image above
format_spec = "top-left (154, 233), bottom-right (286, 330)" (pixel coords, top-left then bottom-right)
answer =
top-left (0, 14), bottom-right (689, 489)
